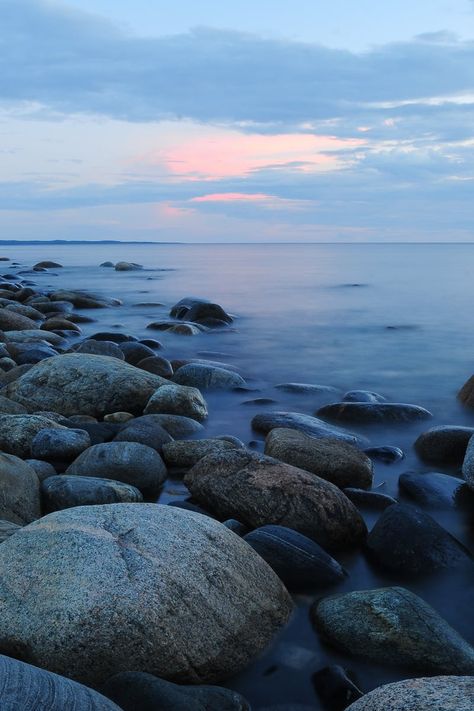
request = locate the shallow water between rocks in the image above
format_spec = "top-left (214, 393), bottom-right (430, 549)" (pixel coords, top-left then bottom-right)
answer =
top-left (2, 242), bottom-right (474, 709)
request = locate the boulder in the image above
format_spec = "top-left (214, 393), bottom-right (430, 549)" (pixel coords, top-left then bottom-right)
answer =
top-left (144, 383), bottom-right (208, 422)
top-left (4, 329), bottom-right (65, 345)
top-left (0, 309), bottom-right (37, 331)
top-left (173, 364), bottom-right (245, 390)
top-left (42, 475), bottom-right (143, 511)
top-left (131, 413), bottom-right (204, 438)
top-left (31, 427), bottom-right (91, 461)
top-left (119, 341), bottom-right (156, 365)
top-left (33, 261), bottom-right (63, 268)
top-left (49, 290), bottom-right (117, 308)
top-left (162, 438), bottom-right (242, 469)
top-left (399, 471), bottom-right (471, 508)
top-left (0, 451), bottom-right (41, 524)
top-left (114, 262), bottom-right (142, 271)
top-left (25, 458), bottom-right (57, 481)
top-left (346, 676), bottom-right (474, 711)
top-left (243, 524), bottom-right (345, 590)
top-left (252, 412), bottom-right (366, 447)
top-left (264, 428), bottom-right (373, 489)
top-left (0, 414), bottom-right (65, 458)
top-left (415, 426), bottom-right (474, 467)
top-left (101, 672), bottom-right (250, 711)
top-left (170, 297), bottom-right (233, 325)
top-left (137, 355), bottom-right (173, 378)
top-left (75, 340), bottom-right (125, 359)
top-left (311, 586), bottom-right (474, 674)
top-left (317, 402), bottom-right (433, 424)
top-left (41, 317), bottom-right (81, 333)
top-left (458, 374), bottom-right (474, 407)
top-left (343, 488), bottom-right (397, 509)
top-left (185, 450), bottom-right (367, 551)
top-left (461, 435), bottom-right (474, 491)
top-left (66, 441), bottom-right (167, 497)
top-left (5, 354), bottom-right (172, 417)
top-left (114, 418), bottom-right (173, 453)
top-left (5, 302), bottom-right (45, 320)
top-left (0, 654), bottom-right (122, 710)
top-left (0, 394), bottom-right (28, 414)
top-left (0, 504), bottom-right (293, 685)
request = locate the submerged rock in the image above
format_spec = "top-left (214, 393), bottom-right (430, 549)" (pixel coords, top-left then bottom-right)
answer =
top-left (399, 471), bottom-right (471, 508)
top-left (364, 445), bottom-right (404, 464)
top-left (317, 402), bottom-right (433, 424)
top-left (366, 504), bottom-right (472, 574)
top-left (5, 354), bottom-right (171, 417)
top-left (170, 297), bottom-right (233, 325)
top-left (264, 428), bottom-right (373, 489)
top-left (33, 261), bottom-right (63, 269)
top-left (173, 363), bottom-right (245, 390)
top-left (415, 425), bottom-right (474, 467)
top-left (0, 452), bottom-right (40, 525)
top-left (311, 586), bottom-right (474, 674)
top-left (343, 488), bottom-right (397, 509)
top-left (66, 441), bottom-right (167, 497)
top-left (101, 672), bottom-right (250, 711)
top-left (252, 412), bottom-right (366, 446)
top-left (0, 504), bottom-right (293, 685)
top-left (346, 676), bottom-right (474, 711)
top-left (274, 383), bottom-right (338, 395)
top-left (244, 524), bottom-right (346, 590)
top-left (0, 654), bottom-right (122, 710)
top-left (114, 261), bottom-right (143, 271)
top-left (185, 450), bottom-right (367, 551)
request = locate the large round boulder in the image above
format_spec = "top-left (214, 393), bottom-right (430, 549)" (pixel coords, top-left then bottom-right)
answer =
top-left (185, 450), bottom-right (367, 551)
top-left (346, 676), bottom-right (474, 711)
top-left (0, 452), bottom-right (40, 524)
top-left (0, 504), bottom-right (293, 686)
top-left (144, 383), bottom-right (208, 422)
top-left (4, 354), bottom-right (176, 417)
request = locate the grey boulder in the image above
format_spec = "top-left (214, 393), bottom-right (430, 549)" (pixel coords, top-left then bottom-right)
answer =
top-left (144, 383), bottom-right (208, 422)
top-left (399, 471), bottom-right (471, 508)
top-left (251, 412), bottom-right (367, 446)
top-left (31, 427), bottom-right (91, 461)
top-left (66, 441), bottom-right (167, 497)
top-left (311, 586), bottom-right (474, 674)
top-left (42, 475), bottom-right (143, 511)
top-left (0, 452), bottom-right (40, 524)
top-left (264, 428), bottom-right (373, 489)
top-left (185, 450), bottom-right (367, 551)
top-left (0, 414), bottom-right (65, 458)
top-left (173, 363), bottom-right (245, 390)
top-left (317, 402), bottom-right (433, 424)
top-left (415, 425), bottom-right (474, 467)
top-left (346, 676), bottom-right (474, 711)
top-left (0, 504), bottom-right (293, 685)
top-left (114, 417), bottom-right (173, 453)
top-left (162, 438), bottom-right (242, 469)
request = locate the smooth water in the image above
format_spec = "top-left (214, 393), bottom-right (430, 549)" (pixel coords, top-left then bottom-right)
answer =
top-left (2, 242), bottom-right (474, 708)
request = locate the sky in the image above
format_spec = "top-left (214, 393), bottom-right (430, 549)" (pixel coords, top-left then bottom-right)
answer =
top-left (0, 0), bottom-right (473, 242)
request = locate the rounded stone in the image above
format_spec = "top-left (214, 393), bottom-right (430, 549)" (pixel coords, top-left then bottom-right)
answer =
top-left (173, 364), bottom-right (245, 390)
top-left (0, 451), bottom-right (41, 524)
top-left (119, 341), bottom-right (156, 365)
top-left (137, 355), bottom-right (173, 378)
top-left (25, 458), bottom-right (58, 481)
top-left (0, 504), bottom-right (293, 686)
top-left (114, 417), bottom-right (173, 453)
top-left (346, 676), bottom-right (474, 711)
top-left (251, 412), bottom-right (366, 447)
top-left (415, 426), bottom-right (474, 467)
top-left (42, 475), bottom-right (143, 511)
top-left (31, 427), bottom-right (91, 461)
top-left (317, 402), bottom-right (433, 424)
top-left (342, 390), bottom-right (386, 403)
top-left (0, 414), bottom-right (65, 458)
top-left (461, 435), bottom-right (474, 491)
top-left (399, 471), bottom-right (471, 508)
top-left (65, 441), bottom-right (167, 497)
top-left (75, 340), bottom-right (125, 359)
top-left (144, 383), bottom-right (208, 422)
top-left (162, 438), bottom-right (241, 469)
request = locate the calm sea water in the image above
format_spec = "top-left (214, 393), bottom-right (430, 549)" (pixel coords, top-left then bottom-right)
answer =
top-left (2, 242), bottom-right (474, 708)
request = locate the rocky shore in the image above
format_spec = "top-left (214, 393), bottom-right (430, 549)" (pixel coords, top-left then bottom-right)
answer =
top-left (0, 256), bottom-right (473, 710)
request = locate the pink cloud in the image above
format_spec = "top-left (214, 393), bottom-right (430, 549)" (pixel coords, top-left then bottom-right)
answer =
top-left (191, 192), bottom-right (271, 203)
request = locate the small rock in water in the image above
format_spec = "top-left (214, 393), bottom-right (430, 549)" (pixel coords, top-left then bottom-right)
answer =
top-left (311, 586), bottom-right (474, 674)
top-left (317, 402), bottom-right (433, 424)
top-left (345, 676), bottom-right (474, 711)
top-left (101, 671), bottom-right (250, 711)
top-left (114, 261), bottom-right (143, 271)
top-left (275, 382), bottom-right (338, 394)
top-left (458, 374), bottom-right (474, 408)
top-left (343, 488), bottom-right (397, 509)
top-left (342, 390), bottom-right (386, 403)
top-left (415, 425), bottom-right (474, 467)
top-left (252, 411), bottom-right (367, 447)
top-left (399, 471), bottom-right (471, 508)
top-left (366, 503), bottom-right (473, 575)
top-left (100, 261), bottom-right (115, 267)
top-left (312, 665), bottom-right (363, 711)
top-left (170, 297), bottom-right (233, 325)
top-left (33, 260), bottom-right (63, 268)
top-left (364, 445), bottom-right (404, 464)
top-left (173, 363), bottom-right (246, 390)
top-left (244, 524), bottom-right (346, 590)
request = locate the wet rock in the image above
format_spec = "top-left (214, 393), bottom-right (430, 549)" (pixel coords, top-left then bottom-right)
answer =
top-left (4, 329), bottom-right (65, 345)
top-left (242, 397), bottom-right (277, 405)
top-left (172, 358), bottom-right (240, 373)
top-left (185, 450), bottom-right (367, 551)
top-left (114, 261), bottom-right (142, 271)
top-left (137, 355), bottom-right (173, 378)
top-left (311, 586), bottom-right (474, 674)
top-left (170, 297), bottom-right (233, 325)
top-left (89, 331), bottom-right (137, 343)
top-left (31, 427), bottom-right (91, 461)
top-left (75, 340), bottom-right (125, 359)
top-left (101, 671), bottom-right (250, 711)
top-left (0, 452), bottom-right (41, 524)
top-left (100, 261), bottom-right (115, 267)
top-left (33, 299), bottom-right (73, 315)
top-left (25, 458), bottom-right (57, 481)
top-left (0, 519), bottom-right (22, 543)
top-left (69, 420), bottom-right (121, 445)
top-left (458, 374), bottom-right (474, 407)
top-left (4, 302), bottom-right (45, 320)
top-left (462, 435), bottom-right (474, 491)
top-left (122, 413), bottom-right (203, 439)
top-left (415, 425), bottom-right (474, 467)
top-left (317, 402), bottom-right (433, 424)
top-left (0, 356), bottom-right (16, 371)
top-left (0, 504), bottom-right (293, 685)
top-left (364, 445), bottom-right (404, 464)
top-left (114, 416), bottom-right (173, 452)
top-left (140, 338), bottom-right (162, 349)
top-left (144, 383), bottom-right (208, 422)
top-left (50, 290), bottom-right (117, 309)
top-left (5, 353), bottom-right (170, 417)
top-left (146, 320), bottom-right (205, 336)
top-left (119, 341), bottom-right (156, 365)
top-left (265, 428), bottom-right (373, 489)
top-left (0, 414), bottom-right (65, 457)
top-left (174, 363), bottom-right (245, 390)
top-left (0, 654), bottom-right (122, 710)
top-left (0, 394), bottom-right (28, 414)
top-left (275, 383), bottom-right (338, 395)
top-left (244, 525), bottom-right (345, 590)
top-left (252, 411), bottom-right (367, 447)
top-left (66, 441), bottom-right (167, 497)
top-left (42, 475), bottom-right (143, 511)
top-left (399, 471), bottom-right (471, 508)
top-left (103, 411), bottom-right (134, 424)
top-left (42, 317), bottom-right (81, 333)
top-left (346, 676), bottom-right (474, 711)
top-left (366, 504), bottom-right (472, 574)
top-left (313, 665), bottom-right (363, 711)
top-left (223, 519), bottom-right (248, 535)
top-left (33, 261), bottom-right (63, 268)
top-left (0, 309), bottom-right (37, 331)
top-left (342, 390), bottom-right (386, 403)
top-left (162, 438), bottom-right (241, 469)
top-left (343, 488), bottom-right (397, 509)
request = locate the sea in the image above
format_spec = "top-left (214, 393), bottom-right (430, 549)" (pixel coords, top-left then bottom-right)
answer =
top-left (1, 241), bottom-right (473, 708)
